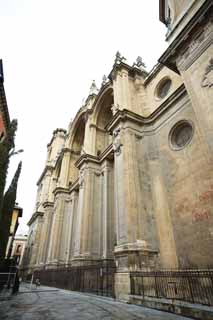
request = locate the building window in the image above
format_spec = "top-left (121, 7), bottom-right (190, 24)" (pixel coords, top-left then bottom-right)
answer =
top-left (156, 78), bottom-right (172, 99)
top-left (170, 120), bottom-right (194, 150)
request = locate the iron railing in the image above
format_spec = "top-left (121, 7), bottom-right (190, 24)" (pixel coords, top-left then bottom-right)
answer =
top-left (130, 269), bottom-right (213, 306)
top-left (34, 262), bottom-right (116, 297)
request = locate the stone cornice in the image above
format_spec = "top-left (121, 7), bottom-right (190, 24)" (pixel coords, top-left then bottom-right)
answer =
top-left (99, 144), bottom-right (114, 162)
top-left (144, 63), bottom-right (164, 86)
top-left (89, 123), bottom-right (107, 133)
top-left (63, 147), bottom-right (72, 154)
top-left (43, 201), bottom-right (54, 208)
top-left (106, 84), bottom-right (186, 132)
top-left (75, 153), bottom-right (99, 169)
top-left (69, 178), bottom-right (79, 193)
top-left (159, 0), bottom-right (213, 73)
top-left (47, 128), bottom-right (67, 148)
top-left (53, 186), bottom-right (69, 196)
top-left (37, 165), bottom-right (54, 186)
top-left (27, 211), bottom-right (44, 226)
top-left (108, 61), bottom-right (148, 81)
top-left (75, 144), bottom-right (114, 169)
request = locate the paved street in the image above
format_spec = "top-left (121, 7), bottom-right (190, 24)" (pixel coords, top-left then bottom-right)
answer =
top-left (0, 283), bottom-right (194, 320)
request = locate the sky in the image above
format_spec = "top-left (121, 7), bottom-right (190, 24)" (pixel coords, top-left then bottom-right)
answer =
top-left (0, 0), bottom-right (168, 234)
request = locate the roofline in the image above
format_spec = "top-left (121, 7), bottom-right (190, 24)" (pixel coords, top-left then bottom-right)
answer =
top-left (159, 0), bottom-right (166, 24)
top-left (27, 211), bottom-right (44, 226)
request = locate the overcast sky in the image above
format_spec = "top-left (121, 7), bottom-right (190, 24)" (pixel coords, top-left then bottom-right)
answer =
top-left (0, 0), bottom-right (167, 234)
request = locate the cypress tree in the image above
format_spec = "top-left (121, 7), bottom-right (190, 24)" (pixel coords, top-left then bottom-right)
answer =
top-left (0, 119), bottom-right (17, 217)
top-left (0, 161), bottom-right (22, 263)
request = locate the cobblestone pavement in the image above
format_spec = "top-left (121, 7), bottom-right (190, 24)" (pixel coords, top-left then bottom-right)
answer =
top-left (0, 283), bottom-right (194, 320)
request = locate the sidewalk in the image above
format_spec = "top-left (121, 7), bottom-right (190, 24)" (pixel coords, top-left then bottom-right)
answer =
top-left (0, 283), bottom-right (194, 320)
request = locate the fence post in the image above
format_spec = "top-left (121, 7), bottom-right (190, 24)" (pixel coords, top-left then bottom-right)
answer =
top-left (30, 273), bottom-right (34, 290)
top-left (154, 273), bottom-right (159, 298)
top-left (187, 274), bottom-right (194, 304)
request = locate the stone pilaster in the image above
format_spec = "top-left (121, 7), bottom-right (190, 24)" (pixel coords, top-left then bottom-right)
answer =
top-left (46, 189), bottom-right (69, 266)
top-left (59, 148), bottom-right (71, 187)
top-left (176, 20), bottom-right (213, 156)
top-left (101, 160), bottom-right (114, 259)
top-left (113, 126), bottom-right (158, 271)
top-left (31, 212), bottom-right (44, 269)
top-left (73, 160), bottom-right (102, 263)
top-left (113, 67), bottom-right (131, 111)
top-left (39, 202), bottom-right (54, 266)
top-left (65, 191), bottom-right (79, 264)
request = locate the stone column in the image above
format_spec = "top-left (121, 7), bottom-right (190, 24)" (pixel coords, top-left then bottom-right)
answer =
top-left (66, 191), bottom-right (79, 264)
top-left (40, 202), bottom-right (54, 266)
top-left (101, 160), bottom-right (114, 259)
top-left (73, 162), bottom-right (102, 262)
top-left (59, 149), bottom-right (71, 187)
top-left (113, 67), bottom-right (132, 111)
top-left (31, 213), bottom-right (43, 269)
top-left (46, 190), bottom-right (69, 266)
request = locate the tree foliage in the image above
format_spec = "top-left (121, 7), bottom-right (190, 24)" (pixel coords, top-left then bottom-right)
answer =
top-left (0, 161), bottom-right (22, 261)
top-left (0, 119), bottom-right (17, 217)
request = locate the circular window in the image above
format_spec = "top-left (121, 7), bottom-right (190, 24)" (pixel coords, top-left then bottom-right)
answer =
top-left (157, 78), bottom-right (172, 99)
top-left (170, 121), bottom-right (194, 150)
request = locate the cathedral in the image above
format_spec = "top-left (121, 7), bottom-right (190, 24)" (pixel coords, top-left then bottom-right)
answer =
top-left (22, 0), bottom-right (213, 302)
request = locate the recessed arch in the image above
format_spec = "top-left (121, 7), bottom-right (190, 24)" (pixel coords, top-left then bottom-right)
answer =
top-left (67, 111), bottom-right (87, 183)
top-left (92, 85), bottom-right (114, 155)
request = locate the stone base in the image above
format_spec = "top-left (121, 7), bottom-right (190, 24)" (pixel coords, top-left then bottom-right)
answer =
top-left (115, 272), bottom-right (130, 301)
top-left (114, 243), bottom-right (159, 271)
top-left (129, 295), bottom-right (213, 320)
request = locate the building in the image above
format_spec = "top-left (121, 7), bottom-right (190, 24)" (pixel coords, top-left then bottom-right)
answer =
top-left (5, 204), bottom-right (23, 262)
top-left (8, 234), bottom-right (27, 266)
top-left (22, 0), bottom-right (213, 302)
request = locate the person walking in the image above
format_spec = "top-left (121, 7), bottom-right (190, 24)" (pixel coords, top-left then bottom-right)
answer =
top-left (35, 278), bottom-right (40, 289)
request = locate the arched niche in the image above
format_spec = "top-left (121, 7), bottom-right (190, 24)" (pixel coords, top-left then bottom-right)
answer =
top-left (72, 118), bottom-right (85, 154)
top-left (68, 114), bottom-right (86, 183)
top-left (94, 87), bottom-right (114, 155)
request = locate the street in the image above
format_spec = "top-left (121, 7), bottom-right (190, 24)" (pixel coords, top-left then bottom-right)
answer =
top-left (0, 283), bottom-right (194, 320)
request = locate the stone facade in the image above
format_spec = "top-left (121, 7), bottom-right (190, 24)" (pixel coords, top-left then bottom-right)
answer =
top-left (22, 0), bottom-right (213, 300)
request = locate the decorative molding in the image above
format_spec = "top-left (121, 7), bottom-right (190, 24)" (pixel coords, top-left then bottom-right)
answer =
top-left (159, 0), bottom-right (213, 73)
top-left (201, 58), bottom-right (213, 88)
top-left (176, 20), bottom-right (212, 71)
top-left (79, 169), bottom-right (84, 189)
top-left (43, 201), bottom-right (54, 208)
top-left (135, 134), bottom-right (143, 140)
top-left (89, 123), bottom-right (106, 133)
top-left (113, 128), bottom-right (123, 156)
top-left (106, 84), bottom-right (187, 133)
top-left (111, 104), bottom-right (120, 115)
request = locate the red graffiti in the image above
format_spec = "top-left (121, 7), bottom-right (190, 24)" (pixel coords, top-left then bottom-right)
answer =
top-left (175, 189), bottom-right (213, 222)
top-left (192, 210), bottom-right (210, 222)
top-left (199, 190), bottom-right (213, 203)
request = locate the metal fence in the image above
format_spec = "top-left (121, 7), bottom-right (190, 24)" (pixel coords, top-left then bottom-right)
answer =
top-left (130, 269), bottom-right (213, 306)
top-left (34, 262), bottom-right (116, 297)
top-left (0, 272), bottom-right (16, 290)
